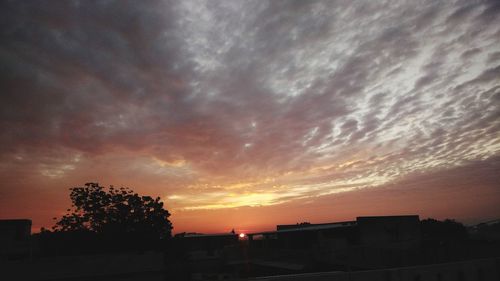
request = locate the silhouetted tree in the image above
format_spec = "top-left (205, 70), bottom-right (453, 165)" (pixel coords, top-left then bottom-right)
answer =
top-left (53, 182), bottom-right (172, 239)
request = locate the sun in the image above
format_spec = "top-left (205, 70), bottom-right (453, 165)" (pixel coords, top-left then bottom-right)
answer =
top-left (239, 233), bottom-right (246, 239)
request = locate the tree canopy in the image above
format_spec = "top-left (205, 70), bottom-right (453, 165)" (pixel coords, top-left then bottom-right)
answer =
top-left (53, 182), bottom-right (172, 239)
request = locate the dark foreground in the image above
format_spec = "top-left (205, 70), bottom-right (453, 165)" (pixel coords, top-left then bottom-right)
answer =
top-left (1, 216), bottom-right (500, 280)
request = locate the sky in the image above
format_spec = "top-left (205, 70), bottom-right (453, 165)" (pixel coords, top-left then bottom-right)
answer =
top-left (1, 0), bottom-right (499, 234)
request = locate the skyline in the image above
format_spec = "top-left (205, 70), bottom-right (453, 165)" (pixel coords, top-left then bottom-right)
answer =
top-left (1, 0), bottom-right (499, 234)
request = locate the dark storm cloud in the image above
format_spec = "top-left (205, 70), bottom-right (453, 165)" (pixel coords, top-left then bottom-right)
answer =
top-left (0, 0), bottom-right (499, 212)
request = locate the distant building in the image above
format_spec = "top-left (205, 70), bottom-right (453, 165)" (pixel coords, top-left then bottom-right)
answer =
top-left (175, 232), bottom-right (240, 280)
top-left (175, 232), bottom-right (239, 257)
top-left (176, 216), bottom-right (423, 277)
top-left (0, 219), bottom-right (32, 261)
top-left (357, 215), bottom-right (421, 245)
top-left (247, 215), bottom-right (421, 270)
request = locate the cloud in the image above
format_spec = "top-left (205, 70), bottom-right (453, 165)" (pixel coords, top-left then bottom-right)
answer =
top-left (0, 0), bottom-right (499, 229)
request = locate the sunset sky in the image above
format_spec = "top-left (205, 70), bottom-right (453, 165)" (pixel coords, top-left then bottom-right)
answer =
top-left (1, 0), bottom-right (499, 234)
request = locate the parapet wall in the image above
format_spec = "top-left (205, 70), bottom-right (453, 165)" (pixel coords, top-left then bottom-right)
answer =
top-left (0, 252), bottom-right (165, 281)
top-left (252, 257), bottom-right (500, 281)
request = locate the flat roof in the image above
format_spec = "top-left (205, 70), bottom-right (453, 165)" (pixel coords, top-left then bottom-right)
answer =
top-left (248, 215), bottom-right (420, 236)
top-left (357, 215), bottom-right (419, 219)
top-left (277, 220), bottom-right (355, 230)
top-left (180, 233), bottom-right (238, 238)
top-left (249, 221), bottom-right (356, 236)
top-left (0, 219), bottom-right (32, 225)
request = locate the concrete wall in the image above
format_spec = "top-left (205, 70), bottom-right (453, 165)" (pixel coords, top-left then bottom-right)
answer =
top-left (0, 252), bottom-right (165, 281)
top-left (357, 216), bottom-right (421, 246)
top-left (0, 219), bottom-right (32, 261)
top-left (251, 257), bottom-right (500, 281)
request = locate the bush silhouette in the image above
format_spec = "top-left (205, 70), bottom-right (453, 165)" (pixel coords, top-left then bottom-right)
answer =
top-left (53, 182), bottom-right (172, 239)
